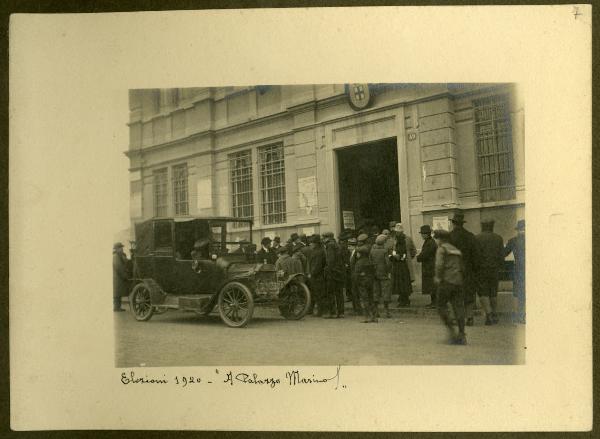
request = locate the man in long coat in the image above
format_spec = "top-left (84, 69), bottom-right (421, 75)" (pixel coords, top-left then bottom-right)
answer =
top-left (112, 242), bottom-right (130, 312)
top-left (476, 220), bottom-right (505, 325)
top-left (416, 225), bottom-right (438, 308)
top-left (449, 211), bottom-right (480, 326)
top-left (323, 231), bottom-right (345, 318)
top-left (505, 219), bottom-right (526, 324)
top-left (307, 234), bottom-right (326, 316)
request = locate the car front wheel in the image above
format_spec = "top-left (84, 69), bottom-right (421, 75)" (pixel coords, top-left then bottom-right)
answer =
top-left (129, 283), bottom-right (154, 321)
top-left (218, 282), bottom-right (254, 328)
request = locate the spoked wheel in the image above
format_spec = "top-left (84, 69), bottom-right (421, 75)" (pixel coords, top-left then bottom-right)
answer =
top-left (218, 282), bottom-right (254, 328)
top-left (278, 279), bottom-right (311, 320)
top-left (129, 283), bottom-right (154, 321)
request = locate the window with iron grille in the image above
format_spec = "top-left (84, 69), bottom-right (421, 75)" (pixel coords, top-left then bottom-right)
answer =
top-left (259, 144), bottom-right (286, 225)
top-left (474, 94), bottom-right (516, 202)
top-left (172, 164), bottom-right (189, 215)
top-left (229, 150), bottom-right (254, 226)
top-left (152, 168), bottom-right (168, 217)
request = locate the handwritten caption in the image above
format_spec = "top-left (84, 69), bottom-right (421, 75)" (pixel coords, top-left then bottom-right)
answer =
top-left (120, 366), bottom-right (346, 390)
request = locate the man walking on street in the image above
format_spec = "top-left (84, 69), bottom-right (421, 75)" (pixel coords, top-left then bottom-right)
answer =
top-left (113, 242), bottom-right (130, 312)
top-left (370, 234), bottom-right (393, 318)
top-left (323, 231), bottom-right (345, 319)
top-left (449, 211), bottom-right (480, 326)
top-left (355, 245), bottom-right (377, 323)
top-left (505, 219), bottom-right (526, 324)
top-left (434, 230), bottom-right (467, 345)
top-left (307, 234), bottom-right (326, 316)
top-left (475, 220), bottom-right (504, 325)
top-left (417, 225), bottom-right (438, 308)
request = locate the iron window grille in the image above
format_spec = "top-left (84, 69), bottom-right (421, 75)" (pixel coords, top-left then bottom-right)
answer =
top-left (229, 150), bottom-right (254, 228)
top-left (152, 168), bottom-right (168, 217)
top-left (259, 143), bottom-right (286, 225)
top-left (172, 163), bottom-right (189, 215)
top-left (474, 94), bottom-right (516, 202)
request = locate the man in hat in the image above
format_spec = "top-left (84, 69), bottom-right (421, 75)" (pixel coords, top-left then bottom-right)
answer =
top-left (417, 225), bottom-right (438, 308)
top-left (307, 234), bottom-right (326, 316)
top-left (323, 231), bottom-right (345, 318)
top-left (289, 232), bottom-right (308, 274)
top-left (337, 231), bottom-right (352, 303)
top-left (112, 242), bottom-right (130, 312)
top-left (272, 236), bottom-right (282, 251)
top-left (389, 223), bottom-right (413, 307)
top-left (347, 236), bottom-right (362, 315)
top-left (433, 229), bottom-right (467, 344)
top-left (449, 211), bottom-right (480, 326)
top-left (505, 219), bottom-right (526, 324)
top-left (370, 234), bottom-right (393, 318)
top-left (275, 245), bottom-right (303, 278)
top-left (354, 245), bottom-right (377, 323)
top-left (476, 220), bottom-right (505, 325)
top-left (256, 236), bottom-right (277, 265)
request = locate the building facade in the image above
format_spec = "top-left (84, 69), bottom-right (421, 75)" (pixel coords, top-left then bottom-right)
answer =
top-left (126, 84), bottom-right (524, 256)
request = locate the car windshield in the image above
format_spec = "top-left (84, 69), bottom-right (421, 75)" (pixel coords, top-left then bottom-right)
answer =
top-left (209, 221), bottom-right (253, 255)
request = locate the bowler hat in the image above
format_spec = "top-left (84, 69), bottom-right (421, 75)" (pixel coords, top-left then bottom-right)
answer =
top-left (310, 234), bottom-right (321, 244)
top-left (451, 212), bottom-right (466, 224)
top-left (113, 242), bottom-right (124, 250)
top-left (420, 225), bottom-right (432, 234)
top-left (515, 219), bottom-right (525, 231)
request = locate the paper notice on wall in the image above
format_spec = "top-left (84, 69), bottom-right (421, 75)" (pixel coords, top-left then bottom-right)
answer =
top-left (297, 175), bottom-right (317, 215)
top-left (342, 210), bottom-right (355, 230)
top-left (432, 216), bottom-right (449, 231)
top-left (197, 177), bottom-right (212, 210)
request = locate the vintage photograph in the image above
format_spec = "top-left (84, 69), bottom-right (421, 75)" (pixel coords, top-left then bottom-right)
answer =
top-left (114, 83), bottom-right (526, 367)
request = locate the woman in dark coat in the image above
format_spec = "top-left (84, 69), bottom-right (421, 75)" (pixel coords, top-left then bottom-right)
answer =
top-left (390, 231), bottom-right (412, 307)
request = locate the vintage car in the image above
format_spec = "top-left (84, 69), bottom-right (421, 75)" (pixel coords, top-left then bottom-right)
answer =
top-left (127, 216), bottom-right (311, 328)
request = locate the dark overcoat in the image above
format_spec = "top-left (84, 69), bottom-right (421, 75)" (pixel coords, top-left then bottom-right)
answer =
top-left (416, 236), bottom-right (437, 294)
top-left (113, 252), bottom-right (130, 297)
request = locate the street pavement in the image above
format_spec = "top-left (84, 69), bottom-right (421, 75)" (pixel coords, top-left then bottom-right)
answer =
top-left (115, 292), bottom-right (525, 367)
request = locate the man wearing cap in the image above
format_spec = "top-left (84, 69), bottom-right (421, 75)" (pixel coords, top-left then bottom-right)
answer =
top-left (256, 237), bottom-right (277, 265)
top-left (323, 231), bottom-right (345, 318)
top-left (354, 245), bottom-right (377, 323)
top-left (449, 211), bottom-right (480, 326)
top-left (307, 234), bottom-right (326, 316)
top-left (417, 225), bottom-right (438, 308)
top-left (370, 234), bottom-right (393, 318)
top-left (433, 229), bottom-right (467, 344)
top-left (476, 220), bottom-right (505, 325)
top-left (505, 219), bottom-right (526, 324)
top-left (289, 233), bottom-right (308, 274)
top-left (390, 223), bottom-right (413, 307)
top-left (112, 242), bottom-right (130, 312)
top-left (275, 245), bottom-right (303, 278)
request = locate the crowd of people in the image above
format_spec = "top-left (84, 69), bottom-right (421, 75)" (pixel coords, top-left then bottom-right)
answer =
top-left (113, 210), bottom-right (526, 346)
top-left (254, 211), bottom-right (526, 346)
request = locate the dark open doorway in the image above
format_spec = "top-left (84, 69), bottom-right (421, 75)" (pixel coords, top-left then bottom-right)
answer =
top-left (337, 138), bottom-right (401, 234)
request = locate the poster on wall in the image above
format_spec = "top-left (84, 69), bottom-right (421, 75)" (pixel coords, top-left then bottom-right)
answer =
top-left (297, 175), bottom-right (317, 215)
top-left (342, 210), bottom-right (356, 230)
top-left (432, 216), bottom-right (449, 231)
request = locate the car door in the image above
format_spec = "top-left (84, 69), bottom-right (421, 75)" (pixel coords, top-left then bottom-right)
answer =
top-left (151, 220), bottom-right (176, 293)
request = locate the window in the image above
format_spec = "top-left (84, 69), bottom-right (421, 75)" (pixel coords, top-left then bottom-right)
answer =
top-left (474, 94), bottom-right (516, 202)
top-left (172, 164), bottom-right (189, 215)
top-left (153, 220), bottom-right (173, 254)
top-left (259, 144), bottom-right (286, 225)
top-left (153, 168), bottom-right (168, 217)
top-left (229, 150), bottom-right (254, 225)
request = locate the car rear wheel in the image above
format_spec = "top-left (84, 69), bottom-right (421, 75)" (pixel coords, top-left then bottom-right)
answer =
top-left (218, 282), bottom-right (254, 328)
top-left (279, 279), bottom-right (311, 320)
top-left (129, 283), bottom-right (154, 321)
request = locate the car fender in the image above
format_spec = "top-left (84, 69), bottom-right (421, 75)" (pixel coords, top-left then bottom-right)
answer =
top-left (280, 273), bottom-right (306, 289)
top-left (132, 278), bottom-right (167, 305)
